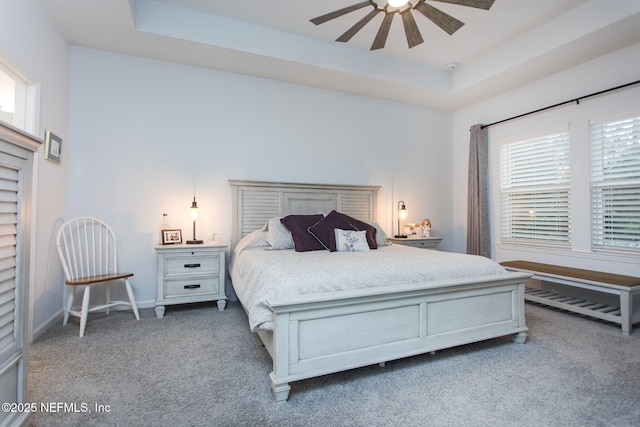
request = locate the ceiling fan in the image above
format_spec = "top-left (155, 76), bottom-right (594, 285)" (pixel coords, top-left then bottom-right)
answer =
top-left (311, 0), bottom-right (495, 50)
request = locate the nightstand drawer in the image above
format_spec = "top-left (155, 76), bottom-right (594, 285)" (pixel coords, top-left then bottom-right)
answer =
top-left (165, 254), bottom-right (220, 276)
top-left (387, 237), bottom-right (442, 249)
top-left (404, 240), bottom-right (430, 248)
top-left (165, 276), bottom-right (220, 298)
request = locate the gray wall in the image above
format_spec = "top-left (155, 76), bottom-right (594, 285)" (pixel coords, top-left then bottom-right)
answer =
top-left (1, 0), bottom-right (69, 340)
top-left (67, 47), bottom-right (453, 307)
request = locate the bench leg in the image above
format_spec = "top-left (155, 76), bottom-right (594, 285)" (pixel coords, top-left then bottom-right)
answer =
top-left (620, 291), bottom-right (632, 336)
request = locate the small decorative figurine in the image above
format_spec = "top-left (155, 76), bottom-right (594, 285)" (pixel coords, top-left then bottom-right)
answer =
top-left (421, 218), bottom-right (431, 237)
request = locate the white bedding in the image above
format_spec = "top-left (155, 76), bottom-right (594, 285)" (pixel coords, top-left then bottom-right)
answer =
top-left (229, 230), bottom-right (507, 332)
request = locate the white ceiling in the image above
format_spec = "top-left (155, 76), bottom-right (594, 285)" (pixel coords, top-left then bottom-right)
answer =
top-left (40, 0), bottom-right (640, 110)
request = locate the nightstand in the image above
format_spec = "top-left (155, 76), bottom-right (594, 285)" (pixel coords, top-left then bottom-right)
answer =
top-left (387, 236), bottom-right (442, 249)
top-left (154, 242), bottom-right (227, 318)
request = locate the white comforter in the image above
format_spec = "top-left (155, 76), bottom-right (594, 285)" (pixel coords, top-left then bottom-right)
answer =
top-left (229, 233), bottom-right (506, 332)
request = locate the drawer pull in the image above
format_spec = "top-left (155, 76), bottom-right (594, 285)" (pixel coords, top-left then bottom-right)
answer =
top-left (184, 284), bottom-right (201, 290)
top-left (184, 263), bottom-right (201, 268)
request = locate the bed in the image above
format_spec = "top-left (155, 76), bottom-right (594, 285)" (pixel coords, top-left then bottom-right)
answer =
top-left (229, 180), bottom-right (530, 402)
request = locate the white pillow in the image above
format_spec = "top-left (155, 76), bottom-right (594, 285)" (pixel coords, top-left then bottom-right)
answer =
top-left (364, 220), bottom-right (391, 246)
top-left (334, 229), bottom-right (370, 252)
top-left (241, 229), bottom-right (269, 249)
top-left (265, 217), bottom-right (294, 250)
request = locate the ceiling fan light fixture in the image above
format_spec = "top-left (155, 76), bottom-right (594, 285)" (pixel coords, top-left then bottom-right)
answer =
top-left (388, 0), bottom-right (409, 7)
top-left (311, 0), bottom-right (496, 51)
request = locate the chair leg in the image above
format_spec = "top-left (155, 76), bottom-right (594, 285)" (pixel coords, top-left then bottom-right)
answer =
top-left (124, 278), bottom-right (140, 320)
top-left (105, 283), bottom-right (111, 315)
top-left (63, 287), bottom-right (75, 326)
top-left (79, 286), bottom-right (91, 337)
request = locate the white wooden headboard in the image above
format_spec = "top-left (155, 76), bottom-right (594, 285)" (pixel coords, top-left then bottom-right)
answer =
top-left (229, 180), bottom-right (380, 251)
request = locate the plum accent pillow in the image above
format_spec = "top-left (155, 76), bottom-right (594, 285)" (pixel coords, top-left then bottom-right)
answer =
top-left (364, 220), bottom-right (391, 247)
top-left (335, 229), bottom-right (370, 252)
top-left (308, 210), bottom-right (356, 251)
top-left (280, 214), bottom-right (325, 252)
top-left (265, 217), bottom-right (294, 250)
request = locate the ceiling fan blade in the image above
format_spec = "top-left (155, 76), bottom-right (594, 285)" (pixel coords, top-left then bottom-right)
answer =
top-left (371, 12), bottom-right (394, 50)
top-left (337, 9), bottom-right (382, 42)
top-left (414, 2), bottom-right (464, 35)
top-left (401, 10), bottom-right (424, 48)
top-left (310, 1), bottom-right (372, 25)
top-left (430, 0), bottom-right (495, 10)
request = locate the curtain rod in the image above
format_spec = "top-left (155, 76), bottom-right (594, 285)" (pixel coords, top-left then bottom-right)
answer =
top-left (481, 79), bottom-right (640, 129)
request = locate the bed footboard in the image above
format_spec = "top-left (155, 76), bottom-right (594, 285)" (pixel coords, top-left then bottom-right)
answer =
top-left (265, 272), bottom-right (530, 402)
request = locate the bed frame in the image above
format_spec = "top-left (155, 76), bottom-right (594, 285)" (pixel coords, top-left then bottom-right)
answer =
top-left (229, 180), bottom-right (530, 402)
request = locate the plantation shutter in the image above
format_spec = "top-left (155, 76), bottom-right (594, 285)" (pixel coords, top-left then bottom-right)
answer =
top-left (500, 130), bottom-right (571, 244)
top-left (0, 124), bottom-right (37, 427)
top-left (590, 114), bottom-right (640, 252)
top-left (0, 163), bottom-right (18, 353)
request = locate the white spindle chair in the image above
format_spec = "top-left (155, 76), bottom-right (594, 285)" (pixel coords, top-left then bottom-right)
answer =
top-left (56, 217), bottom-right (140, 337)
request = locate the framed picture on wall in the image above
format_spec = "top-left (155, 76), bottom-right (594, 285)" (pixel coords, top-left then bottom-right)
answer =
top-left (44, 130), bottom-right (62, 164)
top-left (162, 229), bottom-right (183, 245)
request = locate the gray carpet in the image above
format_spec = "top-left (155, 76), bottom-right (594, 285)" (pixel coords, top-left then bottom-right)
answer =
top-left (27, 301), bottom-right (640, 427)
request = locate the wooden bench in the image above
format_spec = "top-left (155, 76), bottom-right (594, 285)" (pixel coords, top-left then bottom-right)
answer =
top-left (500, 260), bottom-right (640, 336)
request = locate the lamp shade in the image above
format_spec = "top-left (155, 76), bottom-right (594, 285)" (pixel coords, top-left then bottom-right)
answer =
top-left (187, 196), bottom-right (203, 244)
top-left (399, 203), bottom-right (407, 220)
top-left (190, 199), bottom-right (198, 221)
top-left (395, 200), bottom-right (408, 238)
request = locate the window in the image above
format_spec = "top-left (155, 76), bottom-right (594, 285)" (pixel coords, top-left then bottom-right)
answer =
top-left (590, 113), bottom-right (640, 252)
top-left (0, 69), bottom-right (16, 126)
top-left (499, 130), bottom-right (571, 245)
top-left (0, 64), bottom-right (28, 131)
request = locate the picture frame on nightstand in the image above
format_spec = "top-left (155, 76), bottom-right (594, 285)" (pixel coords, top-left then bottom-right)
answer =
top-left (161, 229), bottom-right (182, 245)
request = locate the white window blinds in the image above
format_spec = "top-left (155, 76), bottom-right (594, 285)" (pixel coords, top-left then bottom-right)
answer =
top-left (500, 130), bottom-right (571, 244)
top-left (590, 114), bottom-right (640, 252)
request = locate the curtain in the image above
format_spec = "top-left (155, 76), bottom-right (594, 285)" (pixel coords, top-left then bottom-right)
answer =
top-left (467, 124), bottom-right (490, 257)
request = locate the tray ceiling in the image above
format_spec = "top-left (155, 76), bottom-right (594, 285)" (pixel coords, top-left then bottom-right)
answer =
top-left (41, 0), bottom-right (640, 109)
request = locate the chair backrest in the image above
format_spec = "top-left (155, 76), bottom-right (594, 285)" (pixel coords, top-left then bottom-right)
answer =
top-left (56, 217), bottom-right (119, 281)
